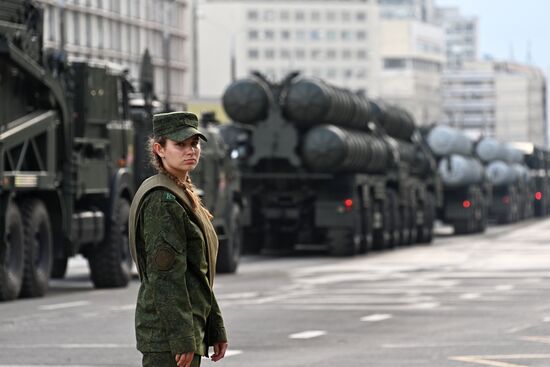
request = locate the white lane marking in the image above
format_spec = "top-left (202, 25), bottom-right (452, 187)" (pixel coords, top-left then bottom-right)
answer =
top-left (495, 284), bottom-right (514, 291)
top-left (361, 314), bottom-right (392, 322)
top-left (217, 292), bottom-right (259, 300)
top-left (110, 304), bottom-right (135, 311)
top-left (38, 301), bottom-right (90, 310)
top-left (450, 354), bottom-right (550, 367)
top-left (1, 343), bottom-right (134, 349)
top-left (460, 293), bottom-right (481, 300)
top-left (289, 330), bottom-right (327, 339)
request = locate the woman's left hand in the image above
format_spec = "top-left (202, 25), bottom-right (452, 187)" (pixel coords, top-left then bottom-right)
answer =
top-left (211, 342), bottom-right (228, 362)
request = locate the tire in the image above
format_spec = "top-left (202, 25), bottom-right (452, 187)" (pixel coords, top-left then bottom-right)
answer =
top-left (388, 190), bottom-right (402, 248)
top-left (20, 200), bottom-right (53, 298)
top-left (50, 256), bottom-right (68, 279)
top-left (418, 193), bottom-right (434, 243)
top-left (216, 204), bottom-right (242, 274)
top-left (372, 200), bottom-right (391, 251)
top-left (0, 200), bottom-right (25, 301)
top-left (89, 198), bottom-right (132, 288)
top-left (327, 228), bottom-right (357, 256)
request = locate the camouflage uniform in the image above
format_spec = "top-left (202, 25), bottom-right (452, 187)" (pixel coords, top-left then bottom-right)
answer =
top-left (128, 112), bottom-right (227, 367)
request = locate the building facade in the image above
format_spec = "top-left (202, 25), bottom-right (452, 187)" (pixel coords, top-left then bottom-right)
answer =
top-left (38, 0), bottom-right (190, 108)
top-left (442, 61), bottom-right (547, 145)
top-left (378, 0), bottom-right (435, 23)
top-left (196, 0), bottom-right (382, 99)
top-left (435, 6), bottom-right (478, 69)
top-left (378, 19), bottom-right (444, 124)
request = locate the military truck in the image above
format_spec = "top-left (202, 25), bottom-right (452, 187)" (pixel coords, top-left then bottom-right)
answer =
top-left (0, 0), bottom-right (135, 300)
top-left (423, 126), bottom-right (490, 234)
top-left (510, 142), bottom-right (550, 218)
top-left (221, 72), bottom-right (440, 256)
top-left (478, 140), bottom-right (533, 223)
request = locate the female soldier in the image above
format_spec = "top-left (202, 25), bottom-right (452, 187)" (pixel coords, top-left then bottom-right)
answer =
top-left (129, 111), bottom-right (228, 367)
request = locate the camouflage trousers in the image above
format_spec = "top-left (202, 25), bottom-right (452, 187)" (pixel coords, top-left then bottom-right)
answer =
top-left (142, 352), bottom-right (201, 367)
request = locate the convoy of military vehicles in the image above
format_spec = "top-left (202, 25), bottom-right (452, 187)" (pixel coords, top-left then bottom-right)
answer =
top-left (2, 0), bottom-right (550, 302)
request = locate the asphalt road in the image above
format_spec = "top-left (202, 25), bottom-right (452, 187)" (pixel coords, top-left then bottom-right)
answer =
top-left (1, 218), bottom-right (550, 367)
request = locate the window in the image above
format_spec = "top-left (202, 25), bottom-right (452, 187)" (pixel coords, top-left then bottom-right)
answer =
top-left (341, 31), bottom-right (351, 41)
top-left (311, 11), bottom-right (320, 21)
top-left (247, 10), bottom-right (258, 20)
top-left (356, 12), bottom-right (366, 21)
top-left (310, 30), bottom-right (320, 41)
top-left (265, 30), bottom-right (275, 40)
top-left (281, 49), bottom-right (290, 59)
top-left (384, 58), bottom-right (407, 69)
top-left (295, 11), bottom-right (305, 21)
top-left (326, 11), bottom-right (336, 21)
top-left (296, 30), bottom-right (305, 40)
top-left (295, 49), bottom-right (305, 59)
top-left (264, 10), bottom-right (275, 21)
top-left (48, 5), bottom-right (55, 41)
top-left (97, 17), bottom-right (104, 48)
top-left (311, 49), bottom-right (322, 59)
top-left (85, 14), bottom-right (92, 47)
top-left (265, 49), bottom-right (275, 59)
top-left (326, 30), bottom-right (337, 41)
top-left (342, 49), bottom-right (351, 59)
top-left (248, 49), bottom-right (259, 59)
top-left (280, 11), bottom-right (289, 20)
top-left (357, 49), bottom-right (367, 59)
top-left (248, 30), bottom-right (258, 40)
top-left (73, 13), bottom-right (80, 45)
top-left (327, 49), bottom-right (336, 59)
top-left (356, 30), bottom-right (367, 40)
top-left (281, 30), bottom-right (290, 40)
top-left (342, 11), bottom-right (351, 21)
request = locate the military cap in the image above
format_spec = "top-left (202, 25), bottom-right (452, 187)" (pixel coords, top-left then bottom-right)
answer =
top-left (153, 111), bottom-right (207, 142)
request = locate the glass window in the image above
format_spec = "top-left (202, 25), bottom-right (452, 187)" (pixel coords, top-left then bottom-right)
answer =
top-left (326, 30), bottom-right (337, 41)
top-left (295, 49), bottom-right (305, 59)
top-left (327, 49), bottom-right (336, 59)
top-left (281, 49), bottom-right (290, 59)
top-left (296, 30), bottom-right (305, 40)
top-left (342, 11), bottom-right (351, 21)
top-left (48, 5), bottom-right (55, 41)
top-left (356, 12), bottom-right (366, 21)
top-left (247, 10), bottom-right (258, 20)
top-left (248, 49), bottom-right (259, 59)
top-left (265, 49), bottom-right (275, 59)
top-left (341, 30), bottom-right (351, 41)
top-left (281, 30), bottom-right (290, 40)
top-left (311, 49), bottom-right (322, 59)
top-left (384, 58), bottom-right (406, 69)
top-left (85, 14), bottom-right (92, 47)
top-left (357, 49), bottom-right (367, 59)
top-left (342, 49), bottom-right (351, 59)
top-left (280, 11), bottom-right (289, 20)
top-left (97, 17), bottom-right (104, 48)
top-left (248, 30), bottom-right (258, 40)
top-left (265, 30), bottom-right (275, 40)
top-left (310, 30), bottom-right (320, 41)
top-left (73, 13), bottom-right (80, 45)
top-left (264, 10), bottom-right (275, 21)
top-left (356, 30), bottom-right (367, 40)
top-left (326, 11), bottom-right (336, 21)
top-left (311, 11), bottom-right (320, 21)
top-left (295, 11), bottom-right (305, 21)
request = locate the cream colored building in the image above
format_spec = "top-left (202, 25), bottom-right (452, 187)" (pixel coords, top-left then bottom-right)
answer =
top-left (196, 0), bottom-right (382, 98)
top-left (38, 0), bottom-right (190, 108)
top-left (378, 19), bottom-right (444, 125)
top-left (442, 60), bottom-right (546, 145)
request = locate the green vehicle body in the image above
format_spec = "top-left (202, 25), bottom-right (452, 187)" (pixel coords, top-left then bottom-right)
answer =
top-left (222, 72), bottom-right (442, 257)
top-left (0, 0), bottom-right (138, 300)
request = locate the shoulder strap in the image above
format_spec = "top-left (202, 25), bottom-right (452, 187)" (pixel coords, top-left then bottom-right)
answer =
top-left (128, 174), bottom-right (219, 284)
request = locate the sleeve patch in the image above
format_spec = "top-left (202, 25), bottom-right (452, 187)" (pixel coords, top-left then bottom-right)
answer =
top-left (163, 192), bottom-right (176, 202)
top-left (154, 246), bottom-right (176, 271)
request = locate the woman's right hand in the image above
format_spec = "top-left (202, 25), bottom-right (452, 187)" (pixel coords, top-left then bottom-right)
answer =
top-left (175, 352), bottom-right (195, 367)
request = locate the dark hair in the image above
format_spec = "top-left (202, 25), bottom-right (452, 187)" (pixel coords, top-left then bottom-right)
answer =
top-left (148, 136), bottom-right (212, 219)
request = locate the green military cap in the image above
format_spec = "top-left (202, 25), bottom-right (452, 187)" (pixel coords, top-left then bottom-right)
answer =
top-left (153, 111), bottom-right (207, 142)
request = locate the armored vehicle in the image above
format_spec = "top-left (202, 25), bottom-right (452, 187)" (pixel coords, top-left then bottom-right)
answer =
top-left (511, 142), bottom-right (550, 217)
top-left (423, 126), bottom-right (490, 234)
top-left (0, 1), bottom-right (135, 300)
top-left (222, 72), bottom-right (440, 256)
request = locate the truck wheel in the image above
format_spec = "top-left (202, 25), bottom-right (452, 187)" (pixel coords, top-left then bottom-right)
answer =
top-left (216, 204), bottom-right (242, 274)
top-left (327, 228), bottom-right (356, 256)
top-left (89, 198), bottom-right (132, 288)
top-left (418, 193), bottom-right (434, 243)
top-left (50, 256), bottom-right (68, 279)
top-left (372, 200), bottom-right (391, 250)
top-left (20, 200), bottom-right (53, 298)
top-left (0, 200), bottom-right (25, 301)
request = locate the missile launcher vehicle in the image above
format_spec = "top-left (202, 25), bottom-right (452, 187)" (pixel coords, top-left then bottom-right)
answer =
top-left (221, 72), bottom-right (441, 256)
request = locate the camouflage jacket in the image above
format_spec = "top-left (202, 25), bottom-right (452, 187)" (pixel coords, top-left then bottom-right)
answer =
top-left (128, 174), bottom-right (227, 356)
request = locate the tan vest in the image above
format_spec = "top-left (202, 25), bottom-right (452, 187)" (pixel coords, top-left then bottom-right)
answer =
top-left (128, 174), bottom-right (218, 285)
